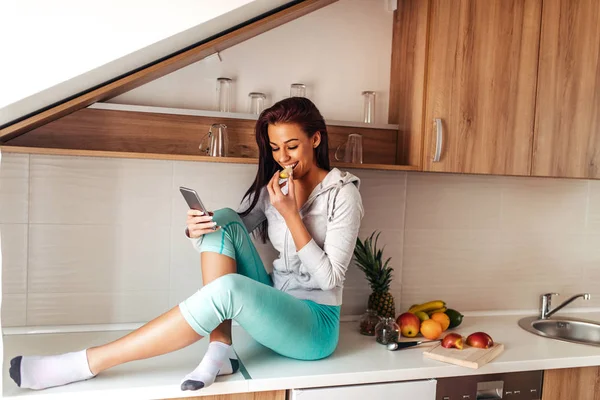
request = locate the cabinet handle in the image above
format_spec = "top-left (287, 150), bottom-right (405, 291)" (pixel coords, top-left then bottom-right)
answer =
top-left (433, 118), bottom-right (443, 162)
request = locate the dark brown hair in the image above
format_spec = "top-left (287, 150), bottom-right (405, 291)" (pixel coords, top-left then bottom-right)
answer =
top-left (239, 97), bottom-right (330, 242)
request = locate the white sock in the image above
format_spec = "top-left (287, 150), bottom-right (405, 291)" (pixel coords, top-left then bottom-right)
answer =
top-left (181, 342), bottom-right (239, 391)
top-left (10, 350), bottom-right (95, 390)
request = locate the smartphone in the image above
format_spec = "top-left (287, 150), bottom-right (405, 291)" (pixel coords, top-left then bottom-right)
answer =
top-left (179, 186), bottom-right (209, 215)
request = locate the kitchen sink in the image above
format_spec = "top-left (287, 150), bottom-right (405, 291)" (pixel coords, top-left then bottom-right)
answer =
top-left (518, 316), bottom-right (600, 346)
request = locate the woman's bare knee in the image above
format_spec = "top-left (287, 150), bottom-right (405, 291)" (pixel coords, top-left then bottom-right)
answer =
top-left (201, 252), bottom-right (236, 283)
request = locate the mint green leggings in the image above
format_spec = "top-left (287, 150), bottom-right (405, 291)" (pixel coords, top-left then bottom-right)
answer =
top-left (179, 208), bottom-right (340, 361)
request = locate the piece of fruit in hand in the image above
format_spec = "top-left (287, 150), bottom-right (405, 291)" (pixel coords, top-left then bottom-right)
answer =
top-left (279, 165), bottom-right (293, 179)
top-left (466, 332), bottom-right (494, 349)
top-left (441, 333), bottom-right (463, 349)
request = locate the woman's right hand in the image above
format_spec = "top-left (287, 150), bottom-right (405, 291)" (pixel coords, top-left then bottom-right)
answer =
top-left (186, 210), bottom-right (219, 238)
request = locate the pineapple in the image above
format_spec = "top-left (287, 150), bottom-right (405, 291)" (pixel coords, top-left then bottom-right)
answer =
top-left (354, 231), bottom-right (396, 318)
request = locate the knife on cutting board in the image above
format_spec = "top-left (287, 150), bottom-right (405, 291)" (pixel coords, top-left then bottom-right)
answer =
top-left (386, 339), bottom-right (441, 351)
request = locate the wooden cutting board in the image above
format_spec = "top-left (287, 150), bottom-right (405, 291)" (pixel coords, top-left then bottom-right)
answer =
top-left (423, 342), bottom-right (504, 369)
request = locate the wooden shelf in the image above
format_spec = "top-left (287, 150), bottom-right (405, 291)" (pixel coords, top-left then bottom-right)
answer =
top-left (2, 102), bottom-right (418, 172)
top-left (0, 145), bottom-right (420, 171)
top-left (90, 102), bottom-right (402, 131)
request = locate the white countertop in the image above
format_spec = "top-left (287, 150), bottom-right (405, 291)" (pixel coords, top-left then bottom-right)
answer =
top-left (234, 311), bottom-right (600, 392)
top-left (4, 312), bottom-right (600, 399)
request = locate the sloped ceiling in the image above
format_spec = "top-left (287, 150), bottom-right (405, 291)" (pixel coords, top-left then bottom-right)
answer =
top-left (0, 0), bottom-right (295, 127)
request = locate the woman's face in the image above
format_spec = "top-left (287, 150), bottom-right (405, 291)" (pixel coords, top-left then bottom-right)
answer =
top-left (267, 123), bottom-right (321, 179)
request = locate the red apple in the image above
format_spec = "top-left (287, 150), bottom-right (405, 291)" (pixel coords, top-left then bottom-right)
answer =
top-left (396, 312), bottom-right (421, 337)
top-left (466, 332), bottom-right (494, 349)
top-left (441, 333), bottom-right (463, 349)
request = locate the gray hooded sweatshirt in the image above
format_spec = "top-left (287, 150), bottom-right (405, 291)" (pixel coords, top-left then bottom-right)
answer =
top-left (191, 168), bottom-right (364, 306)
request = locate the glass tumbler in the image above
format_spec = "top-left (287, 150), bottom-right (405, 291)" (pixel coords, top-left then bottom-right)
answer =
top-left (248, 92), bottom-right (266, 114)
top-left (359, 309), bottom-right (381, 336)
top-left (335, 133), bottom-right (363, 164)
top-left (290, 83), bottom-right (306, 98)
top-left (375, 317), bottom-right (400, 345)
top-left (362, 91), bottom-right (376, 123)
top-left (216, 77), bottom-right (233, 112)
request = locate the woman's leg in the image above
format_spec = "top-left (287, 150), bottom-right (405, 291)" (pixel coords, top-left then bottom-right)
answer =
top-left (9, 209), bottom-right (270, 391)
top-left (9, 209), bottom-right (249, 391)
top-left (180, 252), bottom-right (237, 391)
top-left (87, 307), bottom-right (202, 374)
top-left (180, 273), bottom-right (340, 361)
top-left (178, 207), bottom-right (339, 361)
top-left (202, 251), bottom-right (236, 345)
top-left (88, 209), bottom-right (250, 375)
top-left (11, 306), bottom-right (203, 390)
top-left (180, 208), bottom-right (271, 390)
top-left (85, 209), bottom-right (266, 390)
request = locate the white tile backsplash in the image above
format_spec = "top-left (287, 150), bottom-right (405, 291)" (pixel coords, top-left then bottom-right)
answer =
top-left (588, 180), bottom-right (600, 232)
top-left (0, 223), bottom-right (27, 294)
top-left (499, 175), bottom-right (588, 232)
top-left (169, 224), bottom-right (204, 299)
top-left (2, 294), bottom-right (26, 327)
top-left (171, 161), bottom-right (258, 218)
top-left (3, 152), bottom-right (600, 327)
top-left (402, 229), bottom-right (504, 308)
top-left (27, 291), bottom-right (170, 325)
top-left (495, 232), bottom-right (587, 286)
top-left (28, 224), bottom-right (171, 294)
top-left (29, 155), bottom-right (173, 225)
top-left (353, 169), bottom-right (406, 230)
top-left (0, 153), bottom-right (29, 224)
top-left (406, 172), bottom-right (503, 230)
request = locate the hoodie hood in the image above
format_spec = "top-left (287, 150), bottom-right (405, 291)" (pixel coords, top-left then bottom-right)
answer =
top-left (301, 168), bottom-right (361, 222)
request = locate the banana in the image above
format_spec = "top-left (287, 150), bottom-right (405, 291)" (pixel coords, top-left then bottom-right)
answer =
top-left (426, 307), bottom-right (448, 316)
top-left (408, 300), bottom-right (446, 314)
top-left (414, 311), bottom-right (430, 321)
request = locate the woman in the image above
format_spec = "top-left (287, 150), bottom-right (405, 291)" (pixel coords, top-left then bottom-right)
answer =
top-left (9, 97), bottom-right (364, 392)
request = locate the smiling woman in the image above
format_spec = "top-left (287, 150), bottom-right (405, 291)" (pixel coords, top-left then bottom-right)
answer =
top-left (8, 97), bottom-right (365, 394)
top-left (241, 97), bottom-right (332, 242)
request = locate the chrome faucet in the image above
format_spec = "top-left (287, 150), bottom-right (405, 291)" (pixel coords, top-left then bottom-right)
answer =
top-left (540, 293), bottom-right (591, 319)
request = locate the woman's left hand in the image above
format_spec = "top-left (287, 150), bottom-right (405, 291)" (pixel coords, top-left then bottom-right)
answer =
top-left (267, 171), bottom-right (298, 220)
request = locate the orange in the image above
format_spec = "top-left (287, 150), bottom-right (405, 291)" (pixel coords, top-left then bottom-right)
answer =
top-left (420, 319), bottom-right (443, 340)
top-left (430, 312), bottom-right (451, 331)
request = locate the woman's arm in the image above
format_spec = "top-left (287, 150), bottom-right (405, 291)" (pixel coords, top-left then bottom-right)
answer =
top-left (267, 171), bottom-right (364, 291)
top-left (266, 171), bottom-right (311, 249)
top-left (187, 191), bottom-right (266, 253)
top-left (295, 185), bottom-right (363, 290)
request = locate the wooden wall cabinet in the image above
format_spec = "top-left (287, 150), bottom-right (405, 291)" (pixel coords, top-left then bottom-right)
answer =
top-left (391, 0), bottom-right (600, 179)
top-left (391, 0), bottom-right (542, 176)
top-left (423, 0), bottom-right (541, 175)
top-left (542, 366), bottom-right (600, 400)
top-left (532, 0), bottom-right (600, 179)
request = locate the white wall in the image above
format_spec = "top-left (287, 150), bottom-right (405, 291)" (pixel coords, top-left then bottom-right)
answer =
top-left (109, 0), bottom-right (395, 124)
top-left (0, 0), bottom-right (290, 125)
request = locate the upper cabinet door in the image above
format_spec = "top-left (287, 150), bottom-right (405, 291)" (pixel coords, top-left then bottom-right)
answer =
top-left (423, 0), bottom-right (542, 174)
top-left (532, 0), bottom-right (600, 179)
